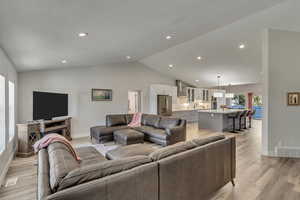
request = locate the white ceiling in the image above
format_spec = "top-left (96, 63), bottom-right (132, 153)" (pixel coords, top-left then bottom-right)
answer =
top-left (142, 0), bottom-right (300, 87)
top-left (0, 0), bottom-right (285, 74)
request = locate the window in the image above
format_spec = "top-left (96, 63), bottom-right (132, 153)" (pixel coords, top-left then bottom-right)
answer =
top-left (9, 81), bottom-right (15, 141)
top-left (0, 75), bottom-right (5, 153)
top-left (231, 94), bottom-right (246, 109)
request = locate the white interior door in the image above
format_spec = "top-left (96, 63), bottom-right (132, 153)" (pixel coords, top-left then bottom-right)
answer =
top-left (128, 91), bottom-right (141, 113)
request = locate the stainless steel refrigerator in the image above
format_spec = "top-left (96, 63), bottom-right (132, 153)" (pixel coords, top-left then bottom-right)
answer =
top-left (157, 95), bottom-right (172, 116)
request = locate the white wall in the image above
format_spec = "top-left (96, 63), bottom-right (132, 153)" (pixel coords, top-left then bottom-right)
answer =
top-left (0, 47), bottom-right (18, 186)
top-left (262, 29), bottom-right (300, 157)
top-left (18, 62), bottom-right (175, 138)
top-left (224, 83), bottom-right (262, 96)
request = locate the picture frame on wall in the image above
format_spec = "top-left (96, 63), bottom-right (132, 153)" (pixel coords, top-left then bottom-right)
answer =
top-left (92, 89), bottom-right (112, 101)
top-left (287, 92), bottom-right (299, 106)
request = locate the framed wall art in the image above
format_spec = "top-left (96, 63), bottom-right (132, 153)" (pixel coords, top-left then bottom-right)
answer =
top-left (92, 89), bottom-right (112, 101)
top-left (287, 92), bottom-right (299, 106)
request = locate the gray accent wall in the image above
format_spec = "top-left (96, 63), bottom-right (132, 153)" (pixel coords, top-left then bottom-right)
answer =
top-left (18, 62), bottom-right (175, 138)
top-left (262, 29), bottom-right (300, 157)
top-left (0, 47), bottom-right (18, 186)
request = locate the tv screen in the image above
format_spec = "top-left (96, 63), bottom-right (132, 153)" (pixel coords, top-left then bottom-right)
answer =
top-left (33, 91), bottom-right (68, 120)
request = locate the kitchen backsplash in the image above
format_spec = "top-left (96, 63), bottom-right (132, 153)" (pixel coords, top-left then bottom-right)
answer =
top-left (173, 97), bottom-right (211, 111)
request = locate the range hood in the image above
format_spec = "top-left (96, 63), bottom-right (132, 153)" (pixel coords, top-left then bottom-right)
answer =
top-left (176, 80), bottom-right (195, 97)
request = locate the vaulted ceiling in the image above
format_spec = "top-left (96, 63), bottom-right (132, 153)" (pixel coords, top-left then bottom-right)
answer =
top-left (0, 0), bottom-right (295, 86)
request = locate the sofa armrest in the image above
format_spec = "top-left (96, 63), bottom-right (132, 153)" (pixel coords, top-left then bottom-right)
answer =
top-left (230, 136), bottom-right (236, 180)
top-left (37, 149), bottom-right (52, 200)
top-left (90, 126), bottom-right (106, 138)
top-left (165, 120), bottom-right (186, 145)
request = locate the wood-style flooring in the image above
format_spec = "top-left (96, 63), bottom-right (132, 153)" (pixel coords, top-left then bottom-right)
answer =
top-left (1, 120), bottom-right (300, 200)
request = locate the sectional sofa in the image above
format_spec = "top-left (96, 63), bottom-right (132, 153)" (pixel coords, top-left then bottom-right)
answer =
top-left (90, 114), bottom-right (187, 146)
top-left (38, 135), bottom-right (236, 200)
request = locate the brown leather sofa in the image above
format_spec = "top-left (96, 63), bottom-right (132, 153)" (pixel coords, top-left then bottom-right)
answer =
top-left (38, 135), bottom-right (236, 200)
top-left (90, 114), bottom-right (187, 146)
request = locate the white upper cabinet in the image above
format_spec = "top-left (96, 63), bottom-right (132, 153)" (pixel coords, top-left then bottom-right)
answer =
top-left (194, 88), bottom-right (203, 101)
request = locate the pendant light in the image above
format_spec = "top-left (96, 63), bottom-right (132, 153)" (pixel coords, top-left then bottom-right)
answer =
top-left (213, 75), bottom-right (223, 98)
top-left (225, 84), bottom-right (234, 98)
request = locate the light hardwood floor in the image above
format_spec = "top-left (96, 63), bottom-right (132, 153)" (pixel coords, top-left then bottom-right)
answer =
top-left (1, 120), bottom-right (300, 200)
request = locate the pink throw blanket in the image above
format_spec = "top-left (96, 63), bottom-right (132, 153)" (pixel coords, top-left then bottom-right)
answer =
top-left (128, 112), bottom-right (142, 127)
top-left (33, 133), bottom-right (81, 161)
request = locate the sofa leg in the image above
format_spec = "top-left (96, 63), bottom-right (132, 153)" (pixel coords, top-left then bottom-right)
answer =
top-left (231, 180), bottom-right (235, 186)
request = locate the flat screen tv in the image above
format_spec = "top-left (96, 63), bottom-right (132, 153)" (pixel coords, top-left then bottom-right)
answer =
top-left (33, 91), bottom-right (68, 120)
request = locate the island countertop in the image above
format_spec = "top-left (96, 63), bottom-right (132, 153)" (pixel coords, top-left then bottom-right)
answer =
top-left (197, 109), bottom-right (245, 114)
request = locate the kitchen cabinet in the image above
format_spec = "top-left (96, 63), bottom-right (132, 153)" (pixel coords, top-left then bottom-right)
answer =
top-left (184, 87), bottom-right (195, 102)
top-left (194, 88), bottom-right (202, 101)
top-left (197, 89), bottom-right (210, 102)
top-left (183, 88), bottom-right (211, 102)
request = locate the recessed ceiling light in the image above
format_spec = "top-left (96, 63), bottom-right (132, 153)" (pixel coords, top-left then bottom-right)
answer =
top-left (197, 56), bottom-right (203, 60)
top-left (168, 64), bottom-right (174, 68)
top-left (195, 80), bottom-right (199, 82)
top-left (61, 60), bottom-right (67, 64)
top-left (166, 35), bottom-right (172, 40)
top-left (78, 32), bottom-right (88, 37)
top-left (239, 43), bottom-right (246, 49)
top-left (126, 56), bottom-right (131, 60)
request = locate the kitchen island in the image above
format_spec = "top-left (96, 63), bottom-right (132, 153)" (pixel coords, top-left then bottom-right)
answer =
top-left (198, 109), bottom-right (245, 132)
top-left (172, 109), bottom-right (199, 122)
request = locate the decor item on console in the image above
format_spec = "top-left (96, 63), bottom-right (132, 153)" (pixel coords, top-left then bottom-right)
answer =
top-left (37, 134), bottom-right (236, 200)
top-left (90, 114), bottom-right (186, 146)
top-left (92, 89), bottom-right (112, 101)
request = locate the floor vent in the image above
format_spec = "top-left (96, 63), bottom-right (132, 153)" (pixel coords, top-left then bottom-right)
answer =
top-left (5, 177), bottom-right (18, 187)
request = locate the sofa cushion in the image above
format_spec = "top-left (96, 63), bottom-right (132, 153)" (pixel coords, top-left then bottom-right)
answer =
top-left (134, 126), bottom-right (167, 140)
top-left (106, 115), bottom-right (127, 127)
top-left (76, 146), bottom-right (107, 166)
top-left (106, 144), bottom-right (160, 160)
top-left (191, 135), bottom-right (225, 147)
top-left (57, 156), bottom-right (151, 191)
top-left (158, 117), bottom-right (180, 129)
top-left (125, 114), bottom-right (134, 124)
top-left (149, 141), bottom-right (196, 161)
top-left (141, 114), bottom-right (160, 128)
top-left (48, 142), bottom-right (80, 192)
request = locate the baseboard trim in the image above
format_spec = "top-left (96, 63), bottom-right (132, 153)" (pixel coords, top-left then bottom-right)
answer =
top-left (0, 153), bottom-right (14, 187)
top-left (262, 147), bottom-right (300, 158)
top-left (72, 132), bottom-right (89, 139)
top-left (275, 146), bottom-right (300, 158)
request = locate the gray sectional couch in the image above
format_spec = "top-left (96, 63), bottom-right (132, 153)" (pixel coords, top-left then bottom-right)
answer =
top-left (90, 114), bottom-right (187, 146)
top-left (38, 135), bottom-right (236, 200)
